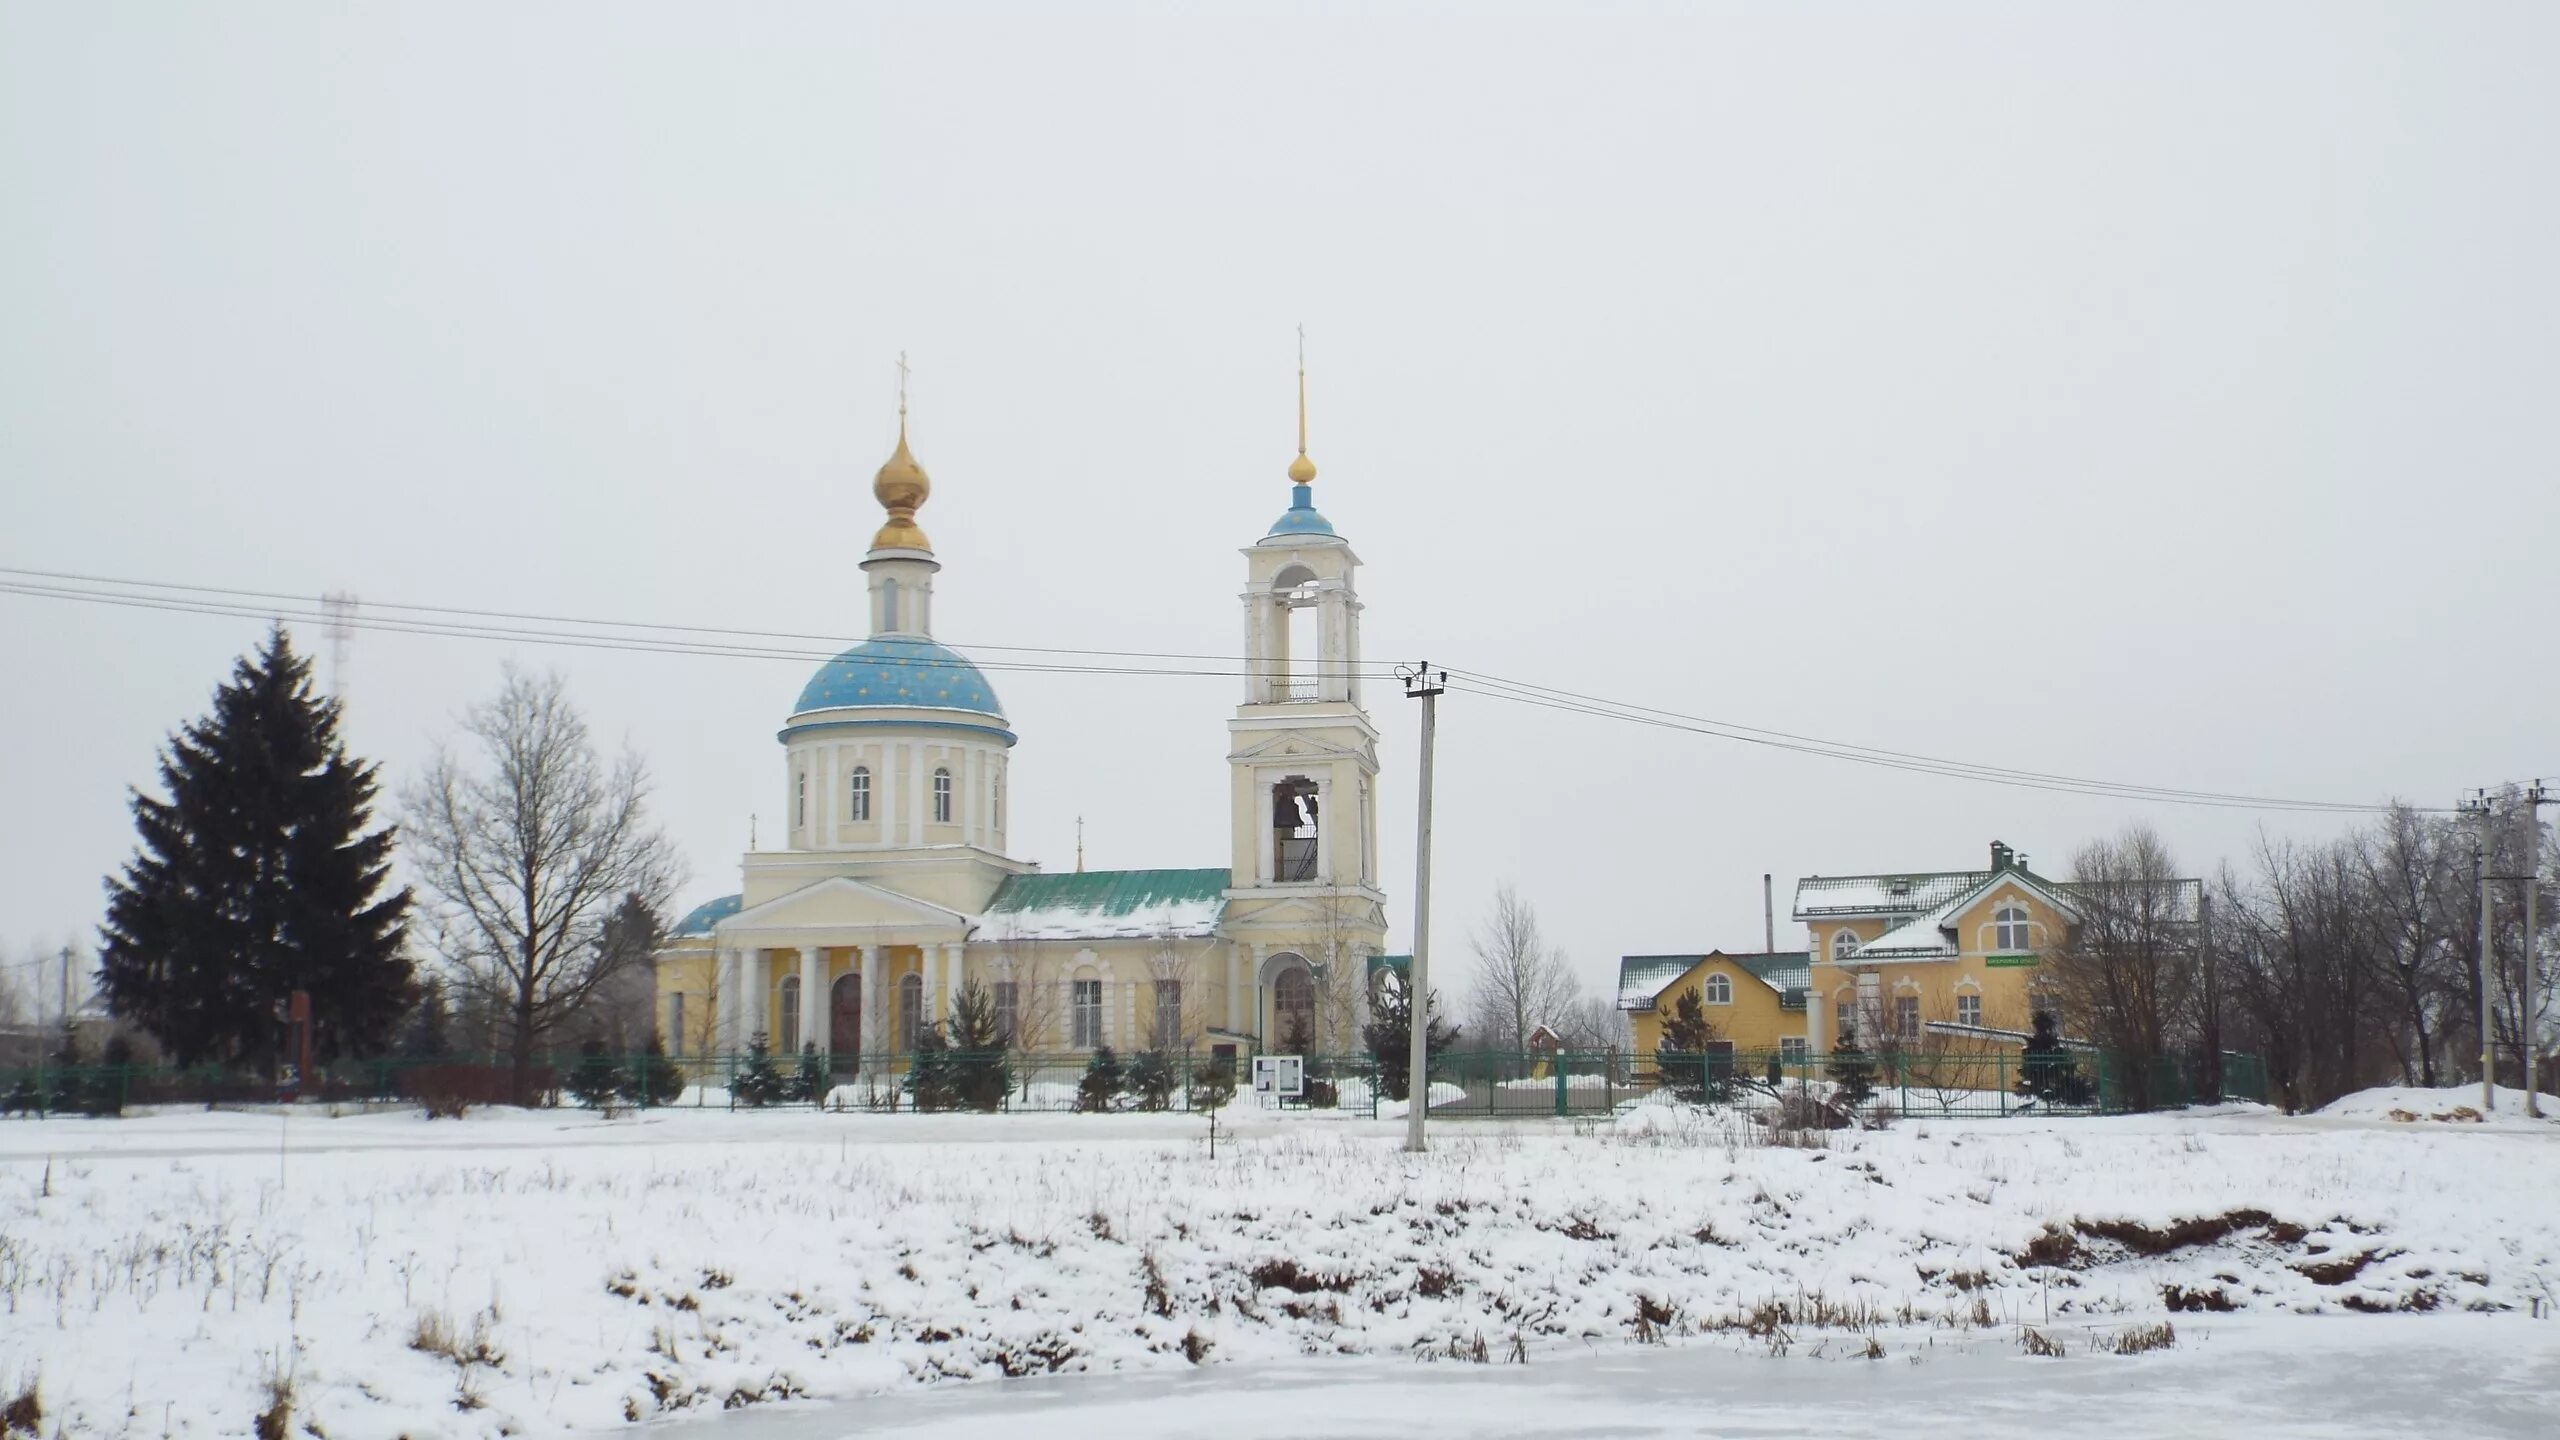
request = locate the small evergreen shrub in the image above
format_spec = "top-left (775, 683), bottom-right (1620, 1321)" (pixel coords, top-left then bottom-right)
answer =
top-left (1126, 1048), bottom-right (1178, 1111)
top-left (1075, 1046), bottom-right (1123, 1113)
top-left (731, 1034), bottom-right (787, 1108)
top-left (618, 1032), bottom-right (685, 1108)
top-left (567, 1040), bottom-right (623, 1110)
top-left (1829, 1026), bottom-right (1878, 1111)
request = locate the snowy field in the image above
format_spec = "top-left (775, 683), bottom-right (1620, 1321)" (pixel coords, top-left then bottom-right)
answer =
top-left (0, 1090), bottom-right (2554, 1438)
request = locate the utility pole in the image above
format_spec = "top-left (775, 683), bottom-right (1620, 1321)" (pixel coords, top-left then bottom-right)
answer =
top-left (2199, 891), bottom-right (2222, 1102)
top-left (2523, 781), bottom-right (2548, 1119)
top-left (1399, 661), bottom-right (1446, 1155)
top-left (2459, 790), bottom-right (2496, 1114)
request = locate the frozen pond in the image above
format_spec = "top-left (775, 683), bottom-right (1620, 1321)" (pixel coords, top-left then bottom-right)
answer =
top-left (641, 1314), bottom-right (2560, 1439)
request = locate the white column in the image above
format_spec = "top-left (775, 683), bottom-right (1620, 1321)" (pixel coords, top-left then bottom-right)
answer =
top-left (910, 742), bottom-right (928, 834)
top-left (1805, 987), bottom-right (1827, 1053)
top-left (943, 942), bottom-right (965, 1017)
top-left (819, 746), bottom-right (837, 845)
top-left (1313, 775), bottom-right (1334, 884)
top-left (1256, 778), bottom-right (1275, 882)
top-left (798, 947), bottom-right (823, 1054)
top-left (718, 949), bottom-right (741, 1051)
top-left (1225, 944), bottom-right (1243, 1034)
top-left (742, 948), bottom-right (767, 1045)
top-left (921, 943), bottom-right (942, 1029)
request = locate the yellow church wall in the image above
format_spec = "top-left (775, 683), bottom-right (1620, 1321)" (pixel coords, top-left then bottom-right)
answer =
top-left (1629, 956), bottom-right (1807, 1054)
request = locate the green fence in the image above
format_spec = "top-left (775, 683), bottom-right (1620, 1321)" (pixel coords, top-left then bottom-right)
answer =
top-left (1411, 1046), bottom-right (2266, 1119)
top-left (0, 1045), bottom-right (2257, 1121)
top-left (0, 1049), bottom-right (1389, 1119)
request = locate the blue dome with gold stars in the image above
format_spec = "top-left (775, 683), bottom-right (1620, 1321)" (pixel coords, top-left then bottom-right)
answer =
top-left (792, 636), bottom-right (1006, 722)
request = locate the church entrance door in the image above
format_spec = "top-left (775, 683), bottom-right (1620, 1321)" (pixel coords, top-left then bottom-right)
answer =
top-left (830, 972), bottom-right (862, 1072)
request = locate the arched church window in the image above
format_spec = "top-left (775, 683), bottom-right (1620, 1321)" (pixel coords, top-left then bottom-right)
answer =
top-left (794, 771), bottom-right (806, 827)
top-left (1273, 966), bottom-right (1315, 1049)
top-left (993, 775), bottom-right (1004, 829)
top-left (778, 975), bottom-right (802, 1052)
top-left (899, 973), bottom-right (924, 1051)
top-left (849, 766), bottom-right (871, 822)
top-left (933, 768), bottom-right (953, 823)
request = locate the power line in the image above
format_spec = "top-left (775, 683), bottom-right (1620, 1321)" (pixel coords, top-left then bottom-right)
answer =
top-left (1445, 670), bottom-right (2420, 814)
top-left (2, 564), bottom-right (2442, 816)
top-left (0, 576), bottom-right (1404, 683)
top-left (0, 564), bottom-right (1386, 672)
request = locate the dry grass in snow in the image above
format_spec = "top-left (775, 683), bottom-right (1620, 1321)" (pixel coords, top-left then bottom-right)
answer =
top-left (0, 1102), bottom-right (2553, 1437)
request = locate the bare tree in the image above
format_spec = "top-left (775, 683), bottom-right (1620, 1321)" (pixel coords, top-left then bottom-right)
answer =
top-left (1465, 882), bottom-right (1577, 1054)
top-left (402, 667), bottom-right (683, 1104)
top-left (2049, 824), bottom-right (2200, 1111)
top-left (2355, 805), bottom-right (2467, 1087)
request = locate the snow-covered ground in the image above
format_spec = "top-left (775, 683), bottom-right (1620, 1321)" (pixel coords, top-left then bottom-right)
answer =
top-left (0, 1096), bottom-right (2554, 1438)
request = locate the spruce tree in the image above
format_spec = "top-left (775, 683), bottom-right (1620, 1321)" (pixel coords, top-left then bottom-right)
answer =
top-left (1360, 978), bottom-right (1461, 1102)
top-left (567, 1038), bottom-right (622, 1109)
top-left (944, 980), bottom-right (1011, 1111)
top-left (732, 1033), bottom-right (786, 1107)
top-left (794, 1042), bottom-right (829, 1105)
top-left (98, 627), bottom-right (413, 1067)
top-left (1076, 1045), bottom-right (1124, 1112)
top-left (1656, 985), bottom-right (1718, 1103)
top-left (2018, 1009), bottom-right (2088, 1107)
top-left (618, 1031), bottom-right (685, 1108)
top-left (1126, 1048), bottom-right (1177, 1111)
top-left (1829, 1024), bottom-right (1878, 1111)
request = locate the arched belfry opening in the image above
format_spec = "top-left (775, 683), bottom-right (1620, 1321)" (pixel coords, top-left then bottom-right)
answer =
top-left (1272, 775), bottom-right (1320, 882)
top-left (1270, 563), bottom-right (1324, 703)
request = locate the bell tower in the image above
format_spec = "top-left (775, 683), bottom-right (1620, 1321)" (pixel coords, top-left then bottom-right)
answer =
top-left (1222, 345), bottom-right (1388, 1048)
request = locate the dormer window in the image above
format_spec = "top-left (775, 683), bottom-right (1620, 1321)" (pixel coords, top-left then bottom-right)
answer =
top-left (1831, 930), bottom-right (1862, 963)
top-left (1704, 973), bottom-right (1733, 1006)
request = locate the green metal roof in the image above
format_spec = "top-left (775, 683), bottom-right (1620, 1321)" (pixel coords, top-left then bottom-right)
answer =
top-left (982, 867), bottom-right (1230, 939)
top-left (1617, 951), bottom-right (1812, 1010)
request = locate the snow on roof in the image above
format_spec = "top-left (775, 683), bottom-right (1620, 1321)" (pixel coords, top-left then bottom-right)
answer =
top-left (1857, 896), bottom-right (1967, 959)
top-left (981, 868), bottom-right (1229, 941)
top-left (1792, 871), bottom-right (1986, 919)
top-left (1616, 951), bottom-right (1811, 1009)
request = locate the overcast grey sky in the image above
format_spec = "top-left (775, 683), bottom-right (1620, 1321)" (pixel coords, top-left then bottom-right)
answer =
top-left (5, 2), bottom-right (2556, 1005)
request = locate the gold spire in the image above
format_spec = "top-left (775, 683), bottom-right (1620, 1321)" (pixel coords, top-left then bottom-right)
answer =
top-left (1287, 325), bottom-right (1317, 485)
top-left (871, 352), bottom-right (933, 552)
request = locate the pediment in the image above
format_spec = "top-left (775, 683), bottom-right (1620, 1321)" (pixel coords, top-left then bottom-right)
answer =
top-left (721, 877), bottom-right (967, 933)
top-left (1230, 733), bottom-right (1365, 764)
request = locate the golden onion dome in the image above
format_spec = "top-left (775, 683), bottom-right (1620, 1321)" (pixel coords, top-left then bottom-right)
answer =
top-left (1288, 450), bottom-right (1317, 485)
top-left (870, 423), bottom-right (933, 551)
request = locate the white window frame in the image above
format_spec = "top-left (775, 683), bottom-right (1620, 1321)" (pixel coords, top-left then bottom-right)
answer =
top-left (849, 765), bottom-right (872, 822)
top-left (794, 771), bottom-right (807, 827)
top-left (1956, 992), bottom-right (1983, 1027)
top-left (1071, 978), bottom-right (1105, 1048)
top-left (1894, 995), bottom-right (1920, 1041)
top-left (1994, 904), bottom-right (2033, 952)
top-left (898, 973), bottom-right (924, 1051)
top-left (993, 979), bottom-right (1018, 1045)
top-left (1703, 973), bottom-right (1733, 1006)
top-left (1153, 978), bottom-right (1182, 1051)
top-left (778, 974), bottom-right (802, 1052)
top-left (933, 767), bottom-right (954, 824)
top-left (1779, 1036), bottom-right (1808, 1065)
top-left (1831, 929), bottom-right (1862, 963)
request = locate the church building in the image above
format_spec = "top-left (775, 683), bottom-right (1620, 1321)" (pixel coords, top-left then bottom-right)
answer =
top-left (651, 372), bottom-right (1389, 1069)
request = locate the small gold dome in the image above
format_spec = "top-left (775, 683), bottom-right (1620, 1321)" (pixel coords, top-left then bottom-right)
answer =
top-left (1287, 451), bottom-right (1317, 485)
top-left (870, 424), bottom-right (933, 551)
